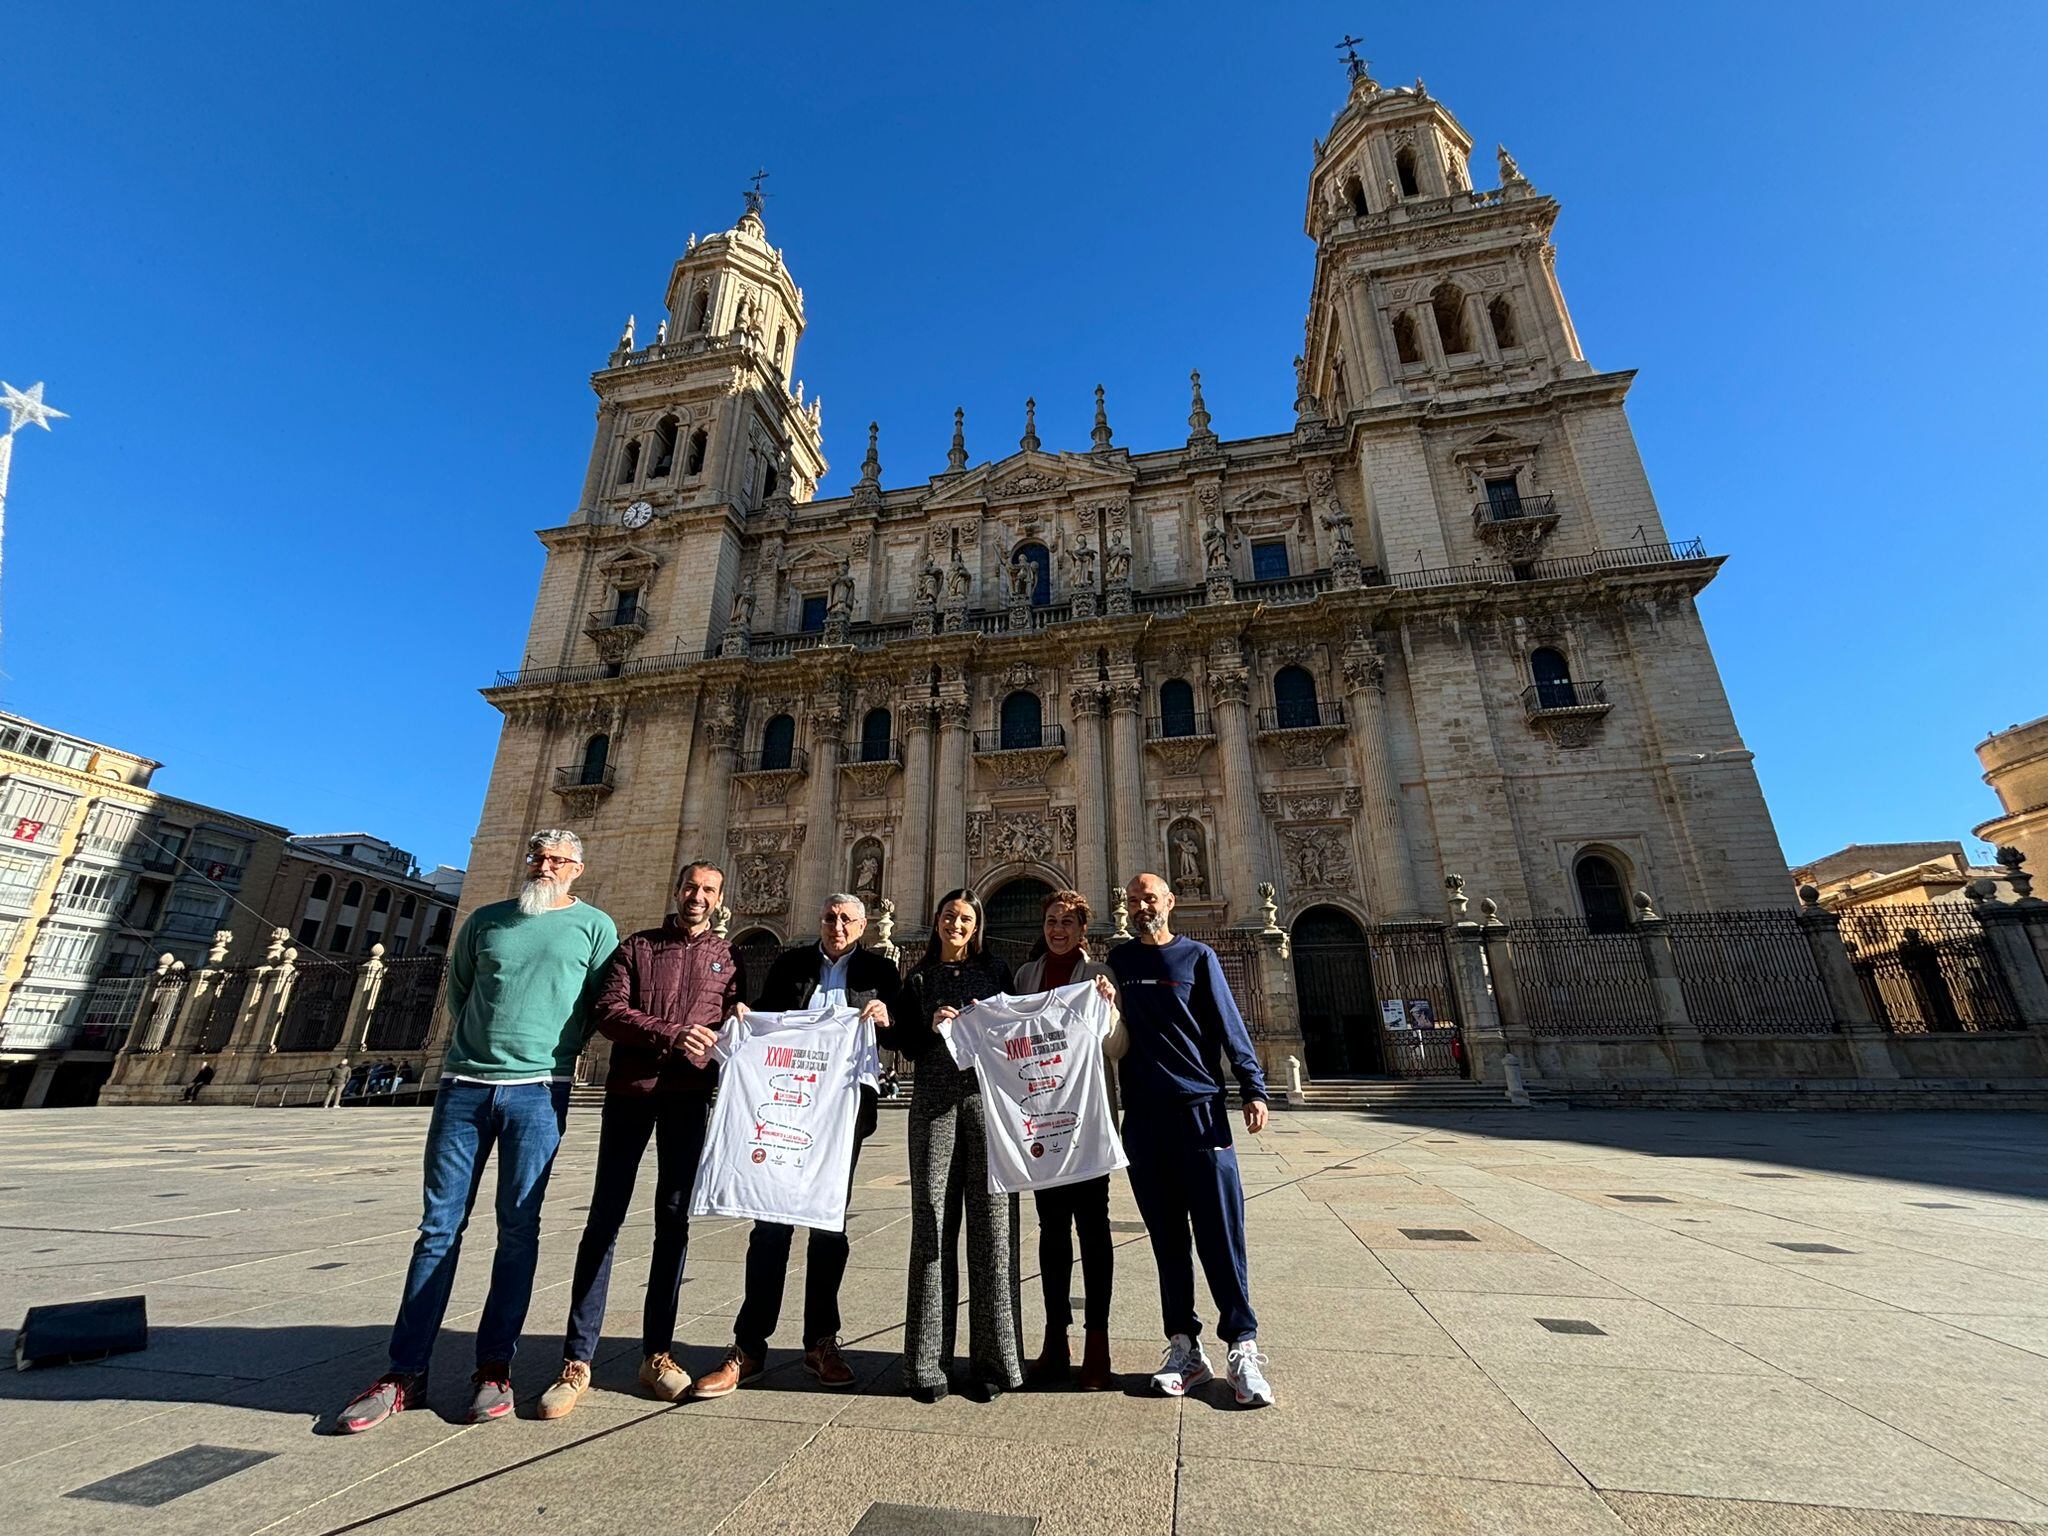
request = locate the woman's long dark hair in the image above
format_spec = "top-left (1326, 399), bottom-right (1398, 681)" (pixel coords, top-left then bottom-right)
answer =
top-left (916, 887), bottom-right (987, 969)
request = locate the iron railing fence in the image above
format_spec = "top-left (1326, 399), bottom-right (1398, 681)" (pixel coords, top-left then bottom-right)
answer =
top-left (842, 738), bottom-right (903, 766)
top-left (275, 964), bottom-right (352, 1052)
top-left (554, 763), bottom-right (617, 791)
top-left (1145, 712), bottom-right (1215, 740)
top-left (1368, 923), bottom-right (1464, 1076)
top-left (188, 967), bottom-right (253, 1053)
top-left (1472, 490), bottom-right (1558, 524)
top-left (1665, 910), bottom-right (1834, 1034)
top-left (365, 956), bottom-right (445, 1052)
top-left (1522, 679), bottom-right (1608, 715)
top-left (736, 748), bottom-right (809, 775)
top-left (1838, 904), bottom-right (2018, 1033)
top-left (1506, 918), bottom-right (1661, 1035)
top-left (972, 725), bottom-right (1066, 753)
top-left (1256, 701), bottom-right (1347, 732)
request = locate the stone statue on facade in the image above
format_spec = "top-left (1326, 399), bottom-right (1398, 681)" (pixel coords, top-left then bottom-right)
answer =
top-left (1072, 532), bottom-right (1097, 589)
top-left (946, 557), bottom-right (973, 602)
top-left (1105, 538), bottom-right (1131, 586)
top-left (1203, 514), bottom-right (1230, 573)
top-left (1172, 824), bottom-right (1207, 897)
top-left (915, 559), bottom-right (941, 605)
top-left (827, 558), bottom-right (855, 621)
top-left (729, 584), bottom-right (755, 629)
top-left (1008, 554), bottom-right (1035, 602)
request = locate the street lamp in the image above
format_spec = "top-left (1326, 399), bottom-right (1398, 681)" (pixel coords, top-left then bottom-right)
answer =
top-left (0, 380), bottom-right (66, 651)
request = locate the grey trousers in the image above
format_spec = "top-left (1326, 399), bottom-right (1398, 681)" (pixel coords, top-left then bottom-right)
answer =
top-left (903, 1066), bottom-right (1022, 1391)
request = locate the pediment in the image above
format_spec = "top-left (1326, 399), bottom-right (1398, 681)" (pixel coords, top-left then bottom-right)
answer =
top-left (780, 542), bottom-right (846, 574)
top-left (1451, 428), bottom-right (1542, 467)
top-left (600, 545), bottom-right (662, 581)
top-left (1229, 487), bottom-right (1301, 515)
top-left (922, 449), bottom-right (1135, 511)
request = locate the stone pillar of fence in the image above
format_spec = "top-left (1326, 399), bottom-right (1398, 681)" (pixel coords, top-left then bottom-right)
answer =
top-left (1633, 894), bottom-right (1710, 1077)
top-left (124, 953), bottom-right (186, 1056)
top-left (1445, 900), bottom-right (1509, 1085)
top-left (1970, 887), bottom-right (2048, 1027)
top-left (240, 929), bottom-right (299, 1054)
top-left (1794, 887), bottom-right (1898, 1077)
top-left (347, 945), bottom-right (388, 1053)
top-left (1477, 899), bottom-right (1539, 1084)
top-left (171, 929), bottom-right (237, 1056)
top-left (1253, 897), bottom-right (1304, 1074)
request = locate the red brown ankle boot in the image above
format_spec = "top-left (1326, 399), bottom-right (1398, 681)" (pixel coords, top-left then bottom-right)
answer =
top-left (1025, 1328), bottom-right (1071, 1386)
top-left (1077, 1328), bottom-right (1116, 1391)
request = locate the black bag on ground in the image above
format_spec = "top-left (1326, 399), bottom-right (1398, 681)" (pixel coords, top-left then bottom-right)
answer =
top-left (14, 1295), bottom-right (148, 1369)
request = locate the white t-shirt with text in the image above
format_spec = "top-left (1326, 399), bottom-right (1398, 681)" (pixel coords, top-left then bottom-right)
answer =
top-left (691, 1004), bottom-right (871, 1232)
top-left (941, 981), bottom-right (1127, 1194)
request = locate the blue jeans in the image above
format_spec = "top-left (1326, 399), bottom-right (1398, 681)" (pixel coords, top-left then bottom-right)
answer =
top-left (387, 1080), bottom-right (571, 1374)
top-left (1123, 1094), bottom-right (1258, 1345)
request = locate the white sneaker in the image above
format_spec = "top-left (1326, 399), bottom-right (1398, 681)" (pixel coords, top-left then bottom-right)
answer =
top-left (1150, 1333), bottom-right (1213, 1396)
top-left (1225, 1338), bottom-right (1274, 1407)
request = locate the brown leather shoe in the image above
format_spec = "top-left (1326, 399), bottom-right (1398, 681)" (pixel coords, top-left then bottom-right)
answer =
top-left (1026, 1327), bottom-right (1072, 1387)
top-left (1077, 1328), bottom-right (1117, 1392)
top-left (802, 1336), bottom-right (855, 1389)
top-left (689, 1346), bottom-right (763, 1400)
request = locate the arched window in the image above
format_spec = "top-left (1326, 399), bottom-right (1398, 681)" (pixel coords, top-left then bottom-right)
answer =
top-left (1274, 665), bottom-right (1320, 730)
top-left (1395, 144), bottom-right (1420, 197)
top-left (1159, 678), bottom-right (1198, 738)
top-left (760, 460), bottom-right (777, 501)
top-left (310, 872), bottom-right (332, 901)
top-left (400, 895), bottom-right (417, 918)
top-left (1014, 542), bottom-right (1052, 606)
top-left (1531, 647), bottom-right (1574, 710)
top-left (1432, 283), bottom-right (1472, 355)
top-left (1488, 295), bottom-right (1518, 349)
top-left (999, 690), bottom-right (1043, 750)
top-left (760, 714), bottom-right (796, 771)
top-left (1343, 174), bottom-right (1369, 217)
top-left (860, 707), bottom-right (893, 763)
top-left (686, 288), bottom-right (710, 332)
top-left (616, 438), bottom-right (641, 485)
top-left (341, 881), bottom-right (363, 908)
top-left (1393, 312), bottom-right (1422, 366)
top-left (773, 326), bottom-right (788, 368)
top-left (372, 889), bottom-right (391, 914)
top-left (1575, 853), bottom-right (1631, 934)
top-left (685, 427), bottom-right (709, 476)
top-left (649, 416), bottom-right (677, 477)
top-left (580, 733), bottom-right (611, 785)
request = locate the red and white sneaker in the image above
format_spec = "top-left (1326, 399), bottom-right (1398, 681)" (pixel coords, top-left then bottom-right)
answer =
top-left (1149, 1334), bottom-right (1213, 1396)
top-left (335, 1371), bottom-right (427, 1434)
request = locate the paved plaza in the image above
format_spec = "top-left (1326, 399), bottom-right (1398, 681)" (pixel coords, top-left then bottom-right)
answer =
top-left (2, 1104), bottom-right (2047, 1534)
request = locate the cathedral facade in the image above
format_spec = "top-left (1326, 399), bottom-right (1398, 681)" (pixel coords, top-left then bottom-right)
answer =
top-left (461, 63), bottom-right (1792, 1074)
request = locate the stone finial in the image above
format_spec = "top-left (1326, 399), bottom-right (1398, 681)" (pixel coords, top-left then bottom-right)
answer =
top-left (1019, 397), bottom-right (1040, 454)
top-left (871, 897), bottom-right (898, 959)
top-left (1187, 369), bottom-right (1218, 449)
top-left (712, 903), bottom-right (731, 939)
top-left (369, 942), bottom-right (386, 962)
top-left (1498, 143), bottom-right (1528, 187)
top-left (1444, 873), bottom-right (1468, 918)
top-left (1633, 890), bottom-right (1660, 921)
top-left (1996, 845), bottom-right (2035, 900)
top-left (1257, 881), bottom-right (1282, 935)
top-left (618, 314), bottom-right (636, 351)
top-left (1090, 384), bottom-right (1113, 453)
top-left (859, 421), bottom-right (881, 485)
top-left (208, 929), bottom-right (233, 966)
top-left (946, 407), bottom-right (967, 474)
top-left (1111, 887), bottom-right (1131, 940)
top-left (1797, 882), bottom-right (1822, 909)
top-left (1965, 877), bottom-right (1997, 905)
top-left (155, 952), bottom-right (176, 977)
top-left (265, 927), bottom-right (291, 965)
top-left (1479, 896), bottom-right (1500, 925)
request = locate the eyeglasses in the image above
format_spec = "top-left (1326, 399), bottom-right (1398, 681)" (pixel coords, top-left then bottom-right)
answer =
top-left (526, 853), bottom-right (582, 869)
top-left (822, 914), bottom-right (863, 927)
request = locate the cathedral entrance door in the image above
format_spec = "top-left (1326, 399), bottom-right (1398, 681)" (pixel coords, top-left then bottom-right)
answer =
top-left (731, 928), bottom-right (785, 1008)
top-left (1290, 906), bottom-right (1382, 1078)
top-left (983, 878), bottom-right (1055, 976)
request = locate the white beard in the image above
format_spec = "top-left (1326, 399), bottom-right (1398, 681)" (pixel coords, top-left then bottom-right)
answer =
top-left (1135, 913), bottom-right (1168, 937)
top-left (518, 877), bottom-right (563, 915)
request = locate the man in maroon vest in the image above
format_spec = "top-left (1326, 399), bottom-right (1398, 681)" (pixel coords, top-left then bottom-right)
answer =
top-left (536, 860), bottom-right (743, 1418)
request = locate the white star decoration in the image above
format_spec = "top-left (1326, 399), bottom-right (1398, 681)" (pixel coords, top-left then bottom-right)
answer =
top-left (1, 381), bottom-right (65, 434)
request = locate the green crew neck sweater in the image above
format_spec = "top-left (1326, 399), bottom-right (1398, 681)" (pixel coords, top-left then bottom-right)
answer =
top-left (441, 898), bottom-right (619, 1080)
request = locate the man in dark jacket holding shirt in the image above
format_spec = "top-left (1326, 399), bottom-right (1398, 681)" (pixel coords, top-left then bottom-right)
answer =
top-left (535, 860), bottom-right (742, 1419)
top-left (1109, 871), bottom-right (1275, 1408)
top-left (690, 891), bottom-right (899, 1398)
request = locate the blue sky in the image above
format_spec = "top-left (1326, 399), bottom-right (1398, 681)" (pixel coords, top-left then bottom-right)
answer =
top-left (1, 2), bottom-right (2042, 877)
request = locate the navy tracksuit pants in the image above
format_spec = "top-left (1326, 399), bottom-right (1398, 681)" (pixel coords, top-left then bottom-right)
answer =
top-left (1122, 1093), bottom-right (1257, 1345)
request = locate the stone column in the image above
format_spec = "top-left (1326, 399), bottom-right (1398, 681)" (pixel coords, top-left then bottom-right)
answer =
top-left (1478, 904), bottom-right (1541, 1087)
top-left (894, 698), bottom-right (935, 934)
top-left (1106, 678), bottom-right (1148, 889)
top-left (1211, 670), bottom-right (1268, 924)
top-left (794, 694), bottom-right (846, 919)
top-left (346, 945), bottom-right (388, 1054)
top-left (1447, 919), bottom-right (1509, 1086)
top-left (696, 688), bottom-right (742, 866)
top-left (930, 694), bottom-right (972, 902)
top-left (1068, 687), bottom-right (1110, 919)
top-left (1341, 637), bottom-right (1423, 919)
top-left (1794, 892), bottom-right (1898, 1078)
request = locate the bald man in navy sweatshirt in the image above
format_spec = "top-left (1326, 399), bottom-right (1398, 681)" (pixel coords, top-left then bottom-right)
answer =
top-left (1107, 872), bottom-right (1274, 1408)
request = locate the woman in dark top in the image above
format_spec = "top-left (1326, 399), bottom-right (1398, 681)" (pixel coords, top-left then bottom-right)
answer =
top-left (895, 888), bottom-right (1021, 1401)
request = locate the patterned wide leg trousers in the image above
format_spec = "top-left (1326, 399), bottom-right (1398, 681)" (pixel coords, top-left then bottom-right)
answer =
top-left (903, 1068), bottom-right (1022, 1392)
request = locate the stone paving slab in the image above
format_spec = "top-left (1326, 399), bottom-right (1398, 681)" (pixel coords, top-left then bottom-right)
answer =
top-left (2, 1105), bottom-right (2046, 1533)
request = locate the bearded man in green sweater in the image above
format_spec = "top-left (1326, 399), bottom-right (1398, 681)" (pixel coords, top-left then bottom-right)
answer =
top-left (335, 828), bottom-right (618, 1433)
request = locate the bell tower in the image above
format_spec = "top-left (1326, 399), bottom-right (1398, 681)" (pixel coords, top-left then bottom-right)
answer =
top-left (555, 188), bottom-right (829, 666)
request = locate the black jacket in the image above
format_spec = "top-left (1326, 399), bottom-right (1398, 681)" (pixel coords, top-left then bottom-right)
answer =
top-left (756, 943), bottom-right (903, 1051)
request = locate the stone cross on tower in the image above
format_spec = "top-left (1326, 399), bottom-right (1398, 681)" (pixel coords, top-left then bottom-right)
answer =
top-left (744, 167), bottom-right (771, 216)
